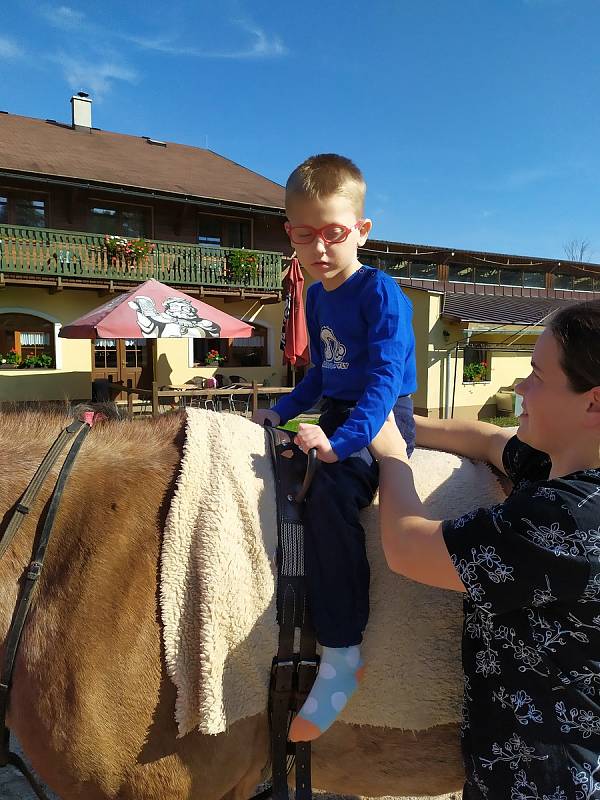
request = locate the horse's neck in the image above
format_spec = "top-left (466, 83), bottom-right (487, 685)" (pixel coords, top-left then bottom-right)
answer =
top-left (0, 417), bottom-right (67, 651)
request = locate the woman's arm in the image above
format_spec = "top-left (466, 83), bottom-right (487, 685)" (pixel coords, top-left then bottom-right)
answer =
top-left (415, 415), bottom-right (514, 474)
top-left (370, 417), bottom-right (466, 592)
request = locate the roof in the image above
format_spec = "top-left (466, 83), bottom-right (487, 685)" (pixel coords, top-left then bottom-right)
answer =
top-left (442, 292), bottom-right (574, 326)
top-left (364, 238), bottom-right (600, 272)
top-left (0, 112), bottom-right (286, 210)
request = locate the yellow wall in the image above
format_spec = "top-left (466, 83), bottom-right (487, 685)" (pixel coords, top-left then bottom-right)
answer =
top-left (425, 328), bottom-right (536, 420)
top-left (1, 286), bottom-right (99, 402)
top-left (153, 297), bottom-right (287, 387)
top-left (0, 282), bottom-right (537, 421)
top-left (447, 335), bottom-right (535, 420)
top-left (0, 285), bottom-right (288, 403)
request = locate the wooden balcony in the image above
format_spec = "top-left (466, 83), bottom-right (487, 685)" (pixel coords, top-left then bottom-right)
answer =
top-left (0, 225), bottom-right (283, 297)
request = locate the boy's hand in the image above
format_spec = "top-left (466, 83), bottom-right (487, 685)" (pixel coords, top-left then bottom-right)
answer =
top-left (251, 409), bottom-right (281, 427)
top-left (295, 424), bottom-right (338, 463)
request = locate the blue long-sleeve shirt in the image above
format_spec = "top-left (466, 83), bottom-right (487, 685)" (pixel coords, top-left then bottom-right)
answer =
top-left (273, 265), bottom-right (416, 460)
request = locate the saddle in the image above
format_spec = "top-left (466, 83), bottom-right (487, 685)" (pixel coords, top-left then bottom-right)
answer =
top-left (264, 426), bottom-right (319, 800)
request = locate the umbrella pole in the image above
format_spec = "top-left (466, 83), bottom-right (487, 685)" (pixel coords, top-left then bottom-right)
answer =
top-left (291, 364), bottom-right (296, 387)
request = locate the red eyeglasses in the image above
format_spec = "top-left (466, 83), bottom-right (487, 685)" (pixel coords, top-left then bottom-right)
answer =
top-left (285, 220), bottom-right (364, 245)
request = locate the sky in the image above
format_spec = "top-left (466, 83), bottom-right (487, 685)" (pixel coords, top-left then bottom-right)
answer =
top-left (1, 0), bottom-right (600, 261)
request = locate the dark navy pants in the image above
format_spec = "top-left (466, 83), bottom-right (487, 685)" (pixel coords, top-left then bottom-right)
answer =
top-left (303, 397), bottom-right (415, 647)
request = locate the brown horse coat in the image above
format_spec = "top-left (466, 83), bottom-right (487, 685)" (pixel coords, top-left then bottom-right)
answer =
top-left (0, 411), bottom-right (471, 800)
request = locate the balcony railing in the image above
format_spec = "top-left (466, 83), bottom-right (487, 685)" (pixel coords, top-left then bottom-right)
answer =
top-left (0, 225), bottom-right (282, 292)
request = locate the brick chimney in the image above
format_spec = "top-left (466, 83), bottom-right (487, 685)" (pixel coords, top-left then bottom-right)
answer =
top-left (71, 91), bottom-right (92, 129)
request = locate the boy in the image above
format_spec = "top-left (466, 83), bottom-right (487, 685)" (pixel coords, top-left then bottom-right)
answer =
top-left (252, 154), bottom-right (416, 741)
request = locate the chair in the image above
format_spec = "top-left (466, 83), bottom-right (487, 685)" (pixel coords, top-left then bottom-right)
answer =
top-left (183, 377), bottom-right (220, 411)
top-left (228, 387), bottom-right (251, 416)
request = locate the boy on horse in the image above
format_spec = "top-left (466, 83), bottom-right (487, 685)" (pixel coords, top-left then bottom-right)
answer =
top-left (252, 153), bottom-right (416, 740)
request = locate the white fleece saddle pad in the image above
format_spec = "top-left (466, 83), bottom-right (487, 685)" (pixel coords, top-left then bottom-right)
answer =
top-left (160, 409), bottom-right (505, 737)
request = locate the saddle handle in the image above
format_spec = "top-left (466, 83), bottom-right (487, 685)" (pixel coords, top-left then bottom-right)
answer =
top-left (293, 448), bottom-right (317, 504)
top-left (263, 420), bottom-right (318, 504)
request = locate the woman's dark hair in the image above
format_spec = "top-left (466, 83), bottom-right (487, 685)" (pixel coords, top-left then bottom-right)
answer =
top-left (549, 299), bottom-right (600, 392)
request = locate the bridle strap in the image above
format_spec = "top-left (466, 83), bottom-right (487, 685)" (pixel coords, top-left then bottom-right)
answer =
top-left (0, 418), bottom-right (90, 800)
top-left (0, 419), bottom-right (85, 561)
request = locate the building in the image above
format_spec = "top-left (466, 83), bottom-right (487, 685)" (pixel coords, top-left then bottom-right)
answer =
top-left (0, 93), bottom-right (289, 404)
top-left (361, 239), bottom-right (600, 418)
top-left (2, 95), bottom-right (599, 418)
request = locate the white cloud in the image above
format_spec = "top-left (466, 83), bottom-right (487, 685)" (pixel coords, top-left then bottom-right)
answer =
top-left (42, 5), bottom-right (85, 29)
top-left (52, 54), bottom-right (138, 100)
top-left (126, 19), bottom-right (287, 59)
top-left (0, 37), bottom-right (23, 59)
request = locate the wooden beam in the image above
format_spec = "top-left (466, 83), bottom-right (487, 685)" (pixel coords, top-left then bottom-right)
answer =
top-left (49, 276), bottom-right (63, 294)
top-left (98, 280), bottom-right (115, 297)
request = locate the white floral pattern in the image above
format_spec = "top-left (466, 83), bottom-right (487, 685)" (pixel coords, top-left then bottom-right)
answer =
top-left (444, 437), bottom-right (600, 799)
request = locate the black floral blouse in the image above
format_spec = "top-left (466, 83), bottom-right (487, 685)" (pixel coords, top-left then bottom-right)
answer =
top-left (442, 436), bottom-right (600, 800)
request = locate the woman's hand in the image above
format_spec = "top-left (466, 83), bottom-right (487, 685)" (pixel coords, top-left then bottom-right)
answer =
top-left (369, 413), bottom-right (408, 462)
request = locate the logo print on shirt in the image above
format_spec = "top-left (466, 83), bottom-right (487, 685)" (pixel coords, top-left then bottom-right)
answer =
top-left (320, 326), bottom-right (349, 370)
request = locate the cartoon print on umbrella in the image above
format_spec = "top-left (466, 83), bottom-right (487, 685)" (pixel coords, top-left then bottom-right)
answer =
top-left (128, 296), bottom-right (222, 338)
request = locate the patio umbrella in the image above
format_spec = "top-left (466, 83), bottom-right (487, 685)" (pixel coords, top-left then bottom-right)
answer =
top-left (59, 278), bottom-right (253, 339)
top-left (280, 257), bottom-right (309, 375)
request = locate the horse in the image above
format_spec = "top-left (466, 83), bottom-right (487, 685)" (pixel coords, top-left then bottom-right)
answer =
top-left (0, 409), bottom-right (505, 800)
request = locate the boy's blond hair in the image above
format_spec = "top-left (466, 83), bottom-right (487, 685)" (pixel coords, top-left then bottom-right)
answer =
top-left (286, 154), bottom-right (366, 216)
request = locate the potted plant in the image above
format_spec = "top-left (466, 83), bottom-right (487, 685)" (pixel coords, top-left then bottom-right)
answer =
top-left (20, 353), bottom-right (54, 369)
top-left (0, 349), bottom-right (21, 369)
top-left (227, 249), bottom-right (259, 284)
top-left (104, 235), bottom-right (155, 266)
top-left (463, 360), bottom-right (488, 382)
top-left (204, 349), bottom-right (225, 366)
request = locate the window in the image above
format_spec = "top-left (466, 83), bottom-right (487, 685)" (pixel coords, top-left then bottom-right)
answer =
top-left (193, 322), bottom-right (269, 368)
top-left (573, 275), bottom-right (594, 292)
top-left (89, 203), bottom-right (148, 237)
top-left (523, 271), bottom-right (546, 288)
top-left (197, 215), bottom-right (222, 246)
top-left (448, 264), bottom-right (474, 282)
top-left (0, 313), bottom-right (55, 367)
top-left (410, 261), bottom-right (438, 280)
top-left (94, 339), bottom-right (118, 369)
top-left (0, 192), bottom-right (47, 227)
top-left (370, 254), bottom-right (409, 277)
top-left (198, 214), bottom-right (251, 248)
top-left (500, 269), bottom-right (522, 287)
top-left (554, 273), bottom-right (573, 290)
top-left (463, 345), bottom-right (490, 383)
top-left (476, 267), bottom-right (499, 285)
top-left (124, 338), bottom-right (147, 368)
top-left (16, 198), bottom-right (46, 227)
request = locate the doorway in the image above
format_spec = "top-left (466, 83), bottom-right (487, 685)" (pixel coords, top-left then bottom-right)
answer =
top-left (91, 338), bottom-right (155, 399)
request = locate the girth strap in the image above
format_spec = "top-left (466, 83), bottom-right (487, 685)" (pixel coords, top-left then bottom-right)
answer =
top-left (0, 418), bottom-right (91, 800)
top-left (265, 427), bottom-right (318, 800)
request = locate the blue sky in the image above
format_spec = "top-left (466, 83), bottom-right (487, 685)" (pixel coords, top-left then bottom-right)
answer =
top-left (1, 0), bottom-right (600, 260)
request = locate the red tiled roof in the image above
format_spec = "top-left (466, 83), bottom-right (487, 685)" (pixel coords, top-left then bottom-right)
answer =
top-left (0, 112), bottom-right (285, 210)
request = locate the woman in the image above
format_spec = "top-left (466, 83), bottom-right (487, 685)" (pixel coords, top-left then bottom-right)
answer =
top-left (369, 300), bottom-right (600, 800)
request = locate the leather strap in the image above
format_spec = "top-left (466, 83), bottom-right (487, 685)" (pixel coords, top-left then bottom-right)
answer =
top-left (0, 419), bottom-right (84, 561)
top-left (265, 427), bottom-right (318, 800)
top-left (0, 419), bottom-right (90, 800)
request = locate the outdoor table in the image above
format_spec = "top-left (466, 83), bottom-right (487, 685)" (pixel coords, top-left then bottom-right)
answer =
top-left (151, 382), bottom-right (293, 417)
